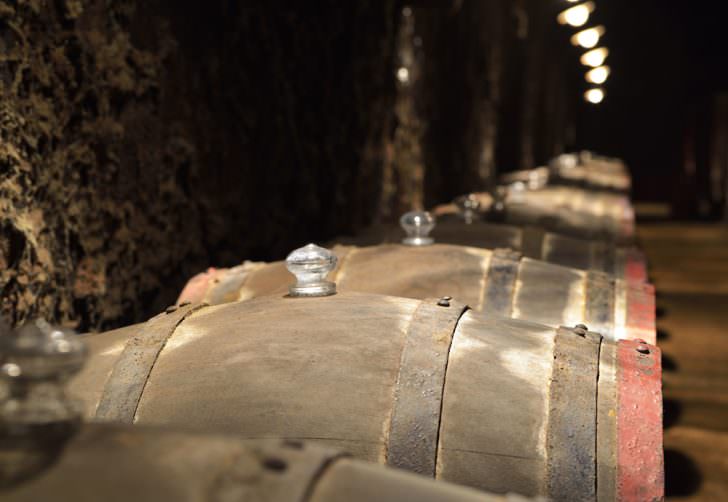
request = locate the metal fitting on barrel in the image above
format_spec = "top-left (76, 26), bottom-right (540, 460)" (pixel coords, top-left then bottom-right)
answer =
top-left (286, 243), bottom-right (338, 297)
top-left (400, 211), bottom-right (435, 246)
top-left (0, 317), bottom-right (86, 486)
top-left (453, 194), bottom-right (481, 224)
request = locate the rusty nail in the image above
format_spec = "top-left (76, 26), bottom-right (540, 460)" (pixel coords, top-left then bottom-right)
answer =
top-left (165, 305), bottom-right (178, 314)
top-left (262, 457), bottom-right (288, 472)
top-left (573, 324), bottom-right (588, 336)
top-left (437, 297), bottom-right (451, 307)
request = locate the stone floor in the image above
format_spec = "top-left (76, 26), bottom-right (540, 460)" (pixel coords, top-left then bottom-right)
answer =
top-left (638, 224), bottom-right (728, 500)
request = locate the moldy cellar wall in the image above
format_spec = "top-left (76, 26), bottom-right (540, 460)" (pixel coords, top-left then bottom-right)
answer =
top-left (0, 0), bottom-right (573, 331)
top-left (0, 0), bottom-right (399, 330)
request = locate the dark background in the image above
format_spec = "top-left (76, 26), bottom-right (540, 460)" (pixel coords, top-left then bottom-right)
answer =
top-left (1, 0), bottom-right (727, 331)
top-left (575, 0), bottom-right (728, 216)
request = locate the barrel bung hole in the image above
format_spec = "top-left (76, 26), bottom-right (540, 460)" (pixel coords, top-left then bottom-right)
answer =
top-left (262, 457), bottom-right (288, 472)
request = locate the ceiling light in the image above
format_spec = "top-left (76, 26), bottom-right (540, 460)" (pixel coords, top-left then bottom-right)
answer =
top-left (557, 2), bottom-right (595, 27)
top-left (580, 47), bottom-right (609, 67)
top-left (571, 26), bottom-right (605, 49)
top-left (584, 88), bottom-right (605, 104)
top-left (586, 65), bottom-right (610, 84)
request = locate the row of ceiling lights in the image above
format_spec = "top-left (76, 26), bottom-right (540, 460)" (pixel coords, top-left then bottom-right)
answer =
top-left (557, 1), bottom-right (609, 104)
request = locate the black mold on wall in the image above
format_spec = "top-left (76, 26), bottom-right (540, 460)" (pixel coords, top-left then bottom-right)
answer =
top-left (0, 0), bottom-right (399, 331)
top-left (0, 0), bottom-right (573, 331)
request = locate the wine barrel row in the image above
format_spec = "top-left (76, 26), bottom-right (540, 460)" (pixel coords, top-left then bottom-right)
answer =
top-left (4, 152), bottom-right (662, 500)
top-left (500, 153), bottom-right (632, 194)
top-left (333, 218), bottom-right (648, 282)
top-left (176, 242), bottom-right (655, 344)
top-left (432, 185), bottom-right (635, 243)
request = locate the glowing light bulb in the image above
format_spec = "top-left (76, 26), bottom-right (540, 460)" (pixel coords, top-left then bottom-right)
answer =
top-left (584, 88), bottom-right (605, 104)
top-left (580, 47), bottom-right (609, 67)
top-left (570, 26), bottom-right (605, 49)
top-left (396, 67), bottom-right (410, 84)
top-left (586, 65), bottom-right (610, 84)
top-left (557, 2), bottom-right (595, 27)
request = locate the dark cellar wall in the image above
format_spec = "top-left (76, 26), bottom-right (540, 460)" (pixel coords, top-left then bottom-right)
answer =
top-left (0, 0), bottom-right (399, 330)
top-left (0, 0), bottom-right (572, 331)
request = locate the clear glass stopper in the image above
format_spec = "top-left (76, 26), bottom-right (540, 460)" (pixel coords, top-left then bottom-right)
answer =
top-left (285, 243), bottom-right (337, 297)
top-left (453, 194), bottom-right (481, 224)
top-left (492, 186), bottom-right (508, 213)
top-left (400, 211), bottom-right (435, 246)
top-left (0, 318), bottom-right (85, 428)
top-left (550, 153), bottom-right (579, 171)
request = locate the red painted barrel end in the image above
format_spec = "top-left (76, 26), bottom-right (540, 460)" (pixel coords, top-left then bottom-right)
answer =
top-left (176, 267), bottom-right (218, 305)
top-left (625, 282), bottom-right (657, 345)
top-left (617, 339), bottom-right (664, 502)
top-left (625, 247), bottom-right (649, 284)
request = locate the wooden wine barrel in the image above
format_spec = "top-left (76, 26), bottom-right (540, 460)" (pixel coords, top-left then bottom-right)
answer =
top-left (433, 186), bottom-right (635, 243)
top-left (501, 164), bottom-right (632, 194)
top-left (331, 219), bottom-right (648, 284)
top-left (550, 153), bottom-right (632, 193)
top-left (176, 243), bottom-right (655, 344)
top-left (4, 424), bottom-right (512, 502)
top-left (502, 185), bottom-right (635, 242)
top-left (70, 295), bottom-right (663, 500)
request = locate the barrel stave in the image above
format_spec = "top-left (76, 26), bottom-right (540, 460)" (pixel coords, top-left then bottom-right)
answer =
top-left (438, 313), bottom-right (557, 495)
top-left (335, 244), bottom-right (490, 310)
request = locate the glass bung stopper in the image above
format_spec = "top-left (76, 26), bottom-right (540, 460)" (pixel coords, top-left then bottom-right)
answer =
top-left (400, 211), bottom-right (435, 246)
top-left (0, 318), bottom-right (85, 427)
top-left (285, 243), bottom-right (337, 297)
top-left (453, 194), bottom-right (481, 224)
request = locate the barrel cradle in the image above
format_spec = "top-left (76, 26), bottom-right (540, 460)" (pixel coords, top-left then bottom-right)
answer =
top-left (70, 293), bottom-right (663, 500)
top-left (176, 243), bottom-right (655, 344)
top-left (0, 316), bottom-right (524, 502)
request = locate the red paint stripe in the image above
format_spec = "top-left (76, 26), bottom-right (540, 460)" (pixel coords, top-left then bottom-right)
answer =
top-left (625, 282), bottom-right (656, 345)
top-left (617, 339), bottom-right (664, 501)
top-left (176, 267), bottom-right (217, 304)
top-left (625, 248), bottom-right (648, 284)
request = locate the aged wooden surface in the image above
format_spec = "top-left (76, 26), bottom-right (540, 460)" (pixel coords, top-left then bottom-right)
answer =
top-left (69, 292), bottom-right (619, 498)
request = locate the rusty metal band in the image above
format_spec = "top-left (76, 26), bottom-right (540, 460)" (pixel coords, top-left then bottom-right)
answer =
top-left (519, 226), bottom-right (546, 261)
top-left (480, 248), bottom-right (521, 317)
top-left (616, 339), bottom-right (664, 501)
top-left (586, 270), bottom-right (616, 341)
top-left (545, 326), bottom-right (602, 501)
top-left (95, 303), bottom-right (208, 423)
top-left (589, 240), bottom-right (613, 275)
top-left (596, 341), bottom-right (618, 501)
top-left (385, 298), bottom-right (469, 476)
